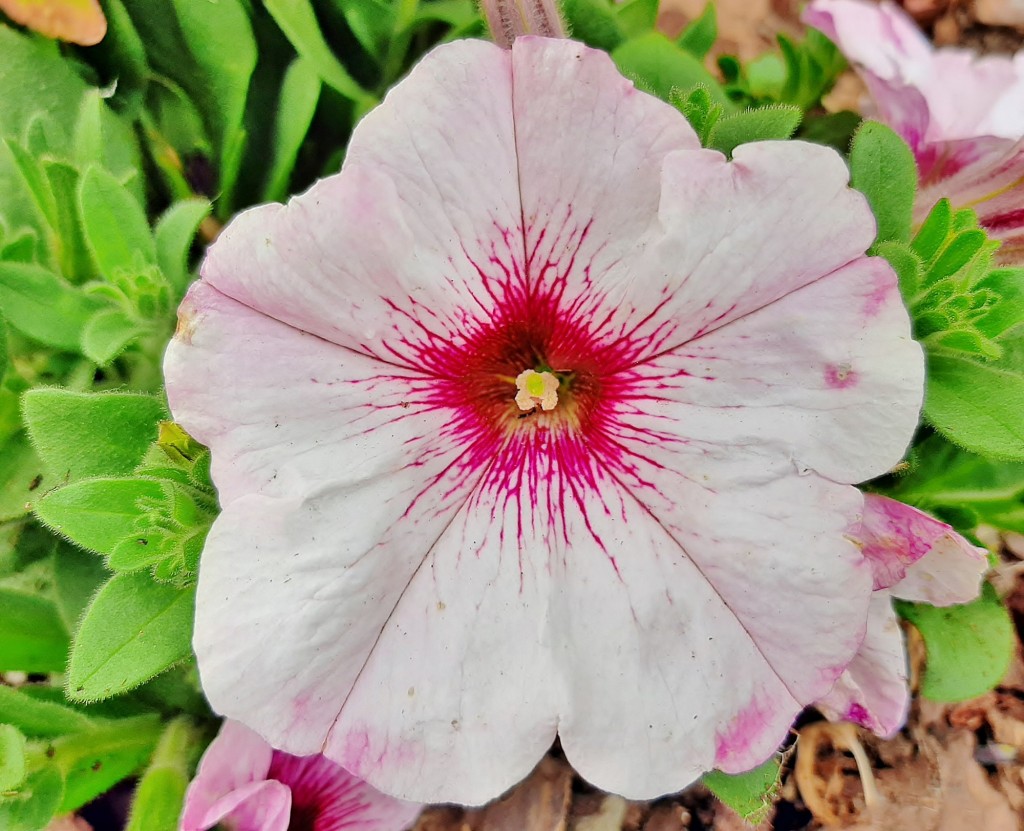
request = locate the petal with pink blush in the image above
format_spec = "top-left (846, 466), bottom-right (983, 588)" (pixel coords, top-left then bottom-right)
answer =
top-left (815, 593), bottom-right (909, 738)
top-left (891, 529), bottom-right (989, 606)
top-left (859, 495), bottom-right (987, 596)
top-left (179, 720), bottom-right (273, 830)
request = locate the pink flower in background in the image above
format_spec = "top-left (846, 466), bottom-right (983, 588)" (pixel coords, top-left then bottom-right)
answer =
top-left (164, 37), bottom-right (923, 803)
top-left (816, 494), bottom-right (988, 736)
top-left (179, 720), bottom-right (421, 831)
top-left (804, 0), bottom-right (1024, 264)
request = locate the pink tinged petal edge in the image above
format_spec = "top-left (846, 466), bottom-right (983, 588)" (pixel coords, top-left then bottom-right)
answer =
top-left (166, 36), bottom-right (925, 805)
top-left (804, 0), bottom-right (1024, 144)
top-left (859, 495), bottom-right (988, 600)
top-left (916, 136), bottom-right (1024, 266)
top-left (180, 720), bottom-right (274, 830)
top-left (815, 593), bottom-right (909, 738)
top-left (196, 781), bottom-right (292, 831)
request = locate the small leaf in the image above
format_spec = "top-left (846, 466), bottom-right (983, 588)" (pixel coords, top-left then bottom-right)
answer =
top-left (52, 543), bottom-right (110, 634)
top-left (0, 434), bottom-right (45, 523)
top-left (77, 165), bottom-right (156, 276)
top-left (874, 240), bottom-right (924, 302)
top-left (154, 198), bottom-right (211, 290)
top-left (53, 716), bottom-right (162, 811)
top-left (0, 685), bottom-right (94, 738)
top-left (677, 1), bottom-right (716, 60)
top-left (612, 32), bottom-right (732, 108)
top-left (68, 572), bottom-right (195, 701)
top-left (0, 261), bottom-right (105, 351)
top-left (0, 765), bottom-right (63, 831)
top-left (0, 724), bottom-right (27, 791)
top-left (616, 0), bottom-right (657, 36)
top-left (559, 0), bottom-right (624, 51)
top-left (0, 589), bottom-right (69, 673)
top-left (707, 104), bottom-right (802, 157)
top-left (897, 582), bottom-right (1013, 702)
top-left (849, 121), bottom-right (917, 245)
top-left (125, 718), bottom-right (199, 831)
top-left (912, 198), bottom-right (952, 263)
top-left (80, 307), bottom-right (146, 365)
top-left (263, 57), bottom-right (321, 203)
top-left (926, 345), bottom-right (1024, 461)
top-left (22, 389), bottom-right (166, 481)
top-left (703, 757), bottom-right (781, 824)
top-left (670, 85), bottom-right (722, 146)
top-left (264, 0), bottom-right (376, 108)
top-left (931, 229), bottom-right (987, 278)
top-left (0, 0), bottom-right (107, 45)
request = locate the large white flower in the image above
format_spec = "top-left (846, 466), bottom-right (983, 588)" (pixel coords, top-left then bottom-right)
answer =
top-left (164, 37), bottom-right (923, 804)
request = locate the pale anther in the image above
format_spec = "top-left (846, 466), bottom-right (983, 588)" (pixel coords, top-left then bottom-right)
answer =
top-left (514, 369), bottom-right (559, 412)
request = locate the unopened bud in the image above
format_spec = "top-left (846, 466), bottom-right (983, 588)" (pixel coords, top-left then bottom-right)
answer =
top-left (480, 0), bottom-right (566, 49)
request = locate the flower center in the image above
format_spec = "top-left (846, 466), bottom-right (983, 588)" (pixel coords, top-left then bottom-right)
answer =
top-left (515, 368), bottom-right (560, 412)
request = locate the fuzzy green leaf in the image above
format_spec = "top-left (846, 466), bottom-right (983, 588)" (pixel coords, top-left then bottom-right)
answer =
top-left (897, 582), bottom-right (1013, 702)
top-left (80, 307), bottom-right (146, 365)
top-left (68, 573), bottom-right (195, 702)
top-left (849, 121), bottom-right (917, 245)
top-left (0, 686), bottom-right (94, 738)
top-left (0, 724), bottom-right (27, 791)
top-left (707, 104), bottom-right (802, 157)
top-left (77, 166), bottom-right (156, 277)
top-left (154, 199), bottom-right (211, 291)
top-left (677, 2), bottom-right (716, 60)
top-left (0, 262), bottom-right (105, 351)
top-left (22, 389), bottom-right (166, 482)
top-left (612, 32), bottom-right (731, 107)
top-left (0, 765), bottom-right (63, 831)
top-left (263, 57), bottom-right (321, 203)
top-left (703, 757), bottom-right (781, 824)
top-left (0, 589), bottom-right (69, 673)
top-left (560, 0), bottom-right (624, 51)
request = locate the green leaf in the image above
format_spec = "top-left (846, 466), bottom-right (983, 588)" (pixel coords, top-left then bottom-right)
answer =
top-left (0, 261), bottom-right (105, 351)
top-left (849, 121), bottom-right (917, 245)
top-left (926, 343), bottom-right (1024, 460)
top-left (0, 724), bottom-right (27, 791)
top-left (35, 477), bottom-right (207, 573)
top-left (68, 573), bottom-right (196, 702)
top-left (897, 583), bottom-right (1013, 702)
top-left (44, 160), bottom-right (96, 283)
top-left (22, 389), bottom-right (166, 481)
top-left (154, 198), bottom-right (211, 291)
top-left (167, 0), bottom-right (257, 208)
top-left (52, 544), bottom-right (110, 635)
top-left (77, 166), bottom-right (156, 276)
top-left (706, 104), bottom-right (802, 157)
top-left (912, 198), bottom-right (952, 263)
top-left (0, 312), bottom-right (7, 381)
top-left (125, 718), bottom-right (200, 831)
top-left (612, 32), bottom-right (732, 107)
top-left (670, 84), bottom-right (722, 146)
top-left (265, 0), bottom-right (376, 108)
top-left (0, 765), bottom-right (63, 831)
top-left (616, 0), bottom-right (658, 36)
top-left (52, 716), bottom-right (162, 812)
top-left (0, 435), bottom-right (45, 523)
top-left (560, 0), bottom-right (624, 50)
top-left (875, 240), bottom-right (924, 301)
top-left (264, 57), bottom-right (321, 203)
top-left (703, 757), bottom-right (781, 824)
top-left (0, 686), bottom-right (93, 738)
top-left (0, 589), bottom-right (69, 673)
top-left (80, 308), bottom-right (146, 365)
top-left (677, 2), bottom-right (716, 60)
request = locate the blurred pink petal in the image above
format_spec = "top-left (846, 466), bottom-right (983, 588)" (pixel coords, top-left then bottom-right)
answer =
top-left (165, 37), bottom-right (923, 803)
top-left (180, 721), bottom-right (420, 831)
top-left (804, 0), bottom-right (1024, 262)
